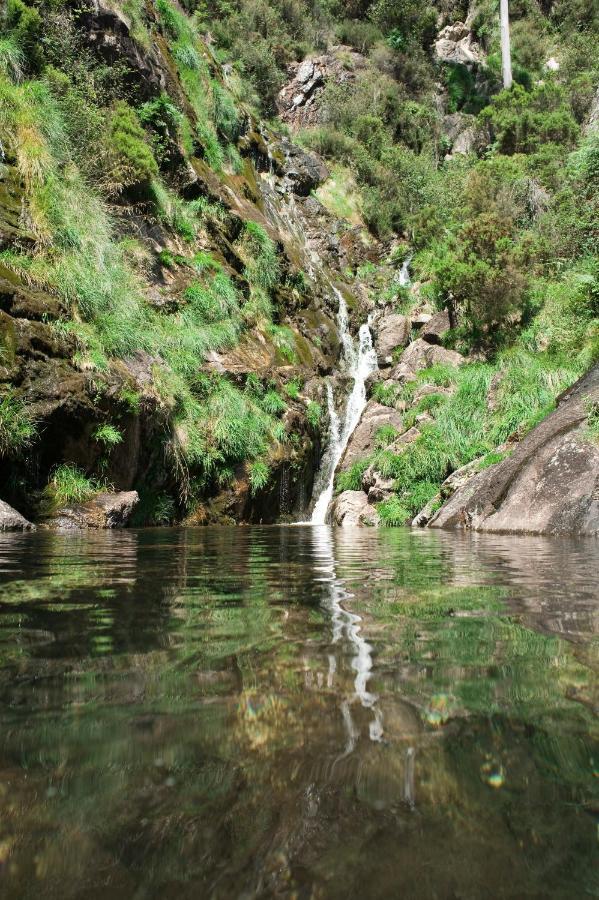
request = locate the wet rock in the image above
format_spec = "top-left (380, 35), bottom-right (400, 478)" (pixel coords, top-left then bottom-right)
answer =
top-left (419, 310), bottom-right (450, 345)
top-left (430, 365), bottom-right (599, 535)
top-left (331, 490), bottom-right (379, 527)
top-left (42, 491), bottom-right (139, 530)
top-left (271, 139), bottom-right (329, 196)
top-left (375, 313), bottom-right (411, 366)
top-left (0, 499), bottom-right (35, 531)
top-left (339, 400), bottom-right (404, 469)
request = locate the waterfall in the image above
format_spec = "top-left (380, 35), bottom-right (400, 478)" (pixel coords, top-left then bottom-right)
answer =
top-left (310, 288), bottom-right (378, 524)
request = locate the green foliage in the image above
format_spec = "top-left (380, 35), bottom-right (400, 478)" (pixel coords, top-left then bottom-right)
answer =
top-left (248, 459), bottom-right (269, 494)
top-left (93, 424), bottom-right (123, 447)
top-left (119, 388), bottom-right (141, 414)
top-left (481, 83), bottom-right (579, 156)
top-left (43, 464), bottom-right (104, 508)
top-left (377, 494), bottom-right (411, 526)
top-left (336, 459), bottom-right (370, 492)
top-left (109, 101), bottom-right (158, 187)
top-left (261, 390), bottom-right (286, 416)
top-left (267, 324), bottom-right (296, 362)
top-left (284, 378), bottom-right (302, 400)
top-left (0, 391), bottom-right (37, 457)
top-left (306, 401), bottom-right (322, 428)
top-left (585, 401), bottom-right (599, 444)
top-left (239, 221), bottom-right (280, 292)
top-left (375, 424), bottom-right (399, 447)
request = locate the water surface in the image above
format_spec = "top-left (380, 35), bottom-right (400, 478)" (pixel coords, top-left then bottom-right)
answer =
top-left (0, 526), bottom-right (597, 899)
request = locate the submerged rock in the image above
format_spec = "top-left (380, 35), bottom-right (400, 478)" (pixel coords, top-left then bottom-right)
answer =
top-left (430, 365), bottom-right (599, 535)
top-left (331, 490), bottom-right (379, 527)
top-left (42, 491), bottom-right (139, 530)
top-left (0, 500), bottom-right (35, 531)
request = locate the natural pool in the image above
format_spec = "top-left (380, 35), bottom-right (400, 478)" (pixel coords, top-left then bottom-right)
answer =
top-left (0, 526), bottom-right (597, 899)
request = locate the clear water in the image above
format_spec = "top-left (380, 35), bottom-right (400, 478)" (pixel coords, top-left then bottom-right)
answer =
top-left (0, 526), bottom-right (597, 899)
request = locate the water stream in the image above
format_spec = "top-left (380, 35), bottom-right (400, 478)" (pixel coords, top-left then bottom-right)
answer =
top-left (310, 288), bottom-right (378, 524)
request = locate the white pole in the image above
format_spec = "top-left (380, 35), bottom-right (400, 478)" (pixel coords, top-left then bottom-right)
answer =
top-left (500, 0), bottom-right (513, 89)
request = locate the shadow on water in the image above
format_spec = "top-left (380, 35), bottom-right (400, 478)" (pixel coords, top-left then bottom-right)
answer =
top-left (0, 526), bottom-right (597, 899)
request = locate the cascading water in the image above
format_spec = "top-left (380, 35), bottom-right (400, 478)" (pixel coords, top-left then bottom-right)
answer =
top-left (310, 288), bottom-right (378, 524)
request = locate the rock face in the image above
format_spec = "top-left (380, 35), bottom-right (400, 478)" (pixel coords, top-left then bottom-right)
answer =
top-left (390, 339), bottom-right (464, 382)
top-left (277, 47), bottom-right (366, 130)
top-left (435, 23), bottom-right (482, 66)
top-left (419, 310), bottom-right (450, 345)
top-left (430, 365), bottom-right (599, 535)
top-left (0, 500), bottom-right (35, 531)
top-left (43, 491), bottom-right (139, 530)
top-left (375, 313), bottom-right (411, 366)
top-left (339, 401), bottom-right (404, 470)
top-left (331, 490), bottom-right (380, 526)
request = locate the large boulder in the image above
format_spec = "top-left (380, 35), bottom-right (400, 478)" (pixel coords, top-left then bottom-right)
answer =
top-left (419, 310), bottom-right (450, 345)
top-left (331, 490), bottom-right (379, 527)
top-left (430, 365), bottom-right (599, 535)
top-left (390, 339), bottom-right (464, 381)
top-left (338, 400), bottom-right (404, 469)
top-left (375, 313), bottom-right (411, 366)
top-left (42, 491), bottom-right (139, 530)
top-left (0, 499), bottom-right (35, 531)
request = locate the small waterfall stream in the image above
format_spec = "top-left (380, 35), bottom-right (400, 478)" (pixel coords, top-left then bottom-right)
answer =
top-left (310, 288), bottom-right (378, 524)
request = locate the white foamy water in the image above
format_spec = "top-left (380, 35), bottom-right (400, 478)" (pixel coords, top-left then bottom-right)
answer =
top-left (310, 288), bottom-right (378, 524)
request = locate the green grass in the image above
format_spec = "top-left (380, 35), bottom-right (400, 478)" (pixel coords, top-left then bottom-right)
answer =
top-left (93, 424), bottom-right (123, 447)
top-left (249, 459), bottom-right (269, 495)
top-left (43, 464), bottom-right (105, 508)
top-left (336, 459), bottom-right (370, 492)
top-left (0, 391), bottom-right (37, 457)
top-left (306, 401), bottom-right (322, 428)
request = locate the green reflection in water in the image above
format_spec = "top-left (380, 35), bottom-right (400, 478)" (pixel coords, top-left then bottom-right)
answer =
top-left (0, 526), bottom-right (596, 899)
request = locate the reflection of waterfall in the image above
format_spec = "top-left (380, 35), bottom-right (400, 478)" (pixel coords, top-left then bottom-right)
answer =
top-left (311, 527), bottom-right (383, 756)
top-left (310, 288), bottom-right (378, 524)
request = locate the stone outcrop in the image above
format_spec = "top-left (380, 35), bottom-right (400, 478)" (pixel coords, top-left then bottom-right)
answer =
top-left (430, 365), bottom-right (599, 535)
top-left (277, 48), bottom-right (366, 130)
top-left (331, 490), bottom-right (380, 526)
top-left (390, 340), bottom-right (464, 382)
top-left (435, 23), bottom-right (482, 67)
top-left (0, 500), bottom-right (35, 531)
top-left (375, 313), bottom-right (411, 366)
top-left (338, 401), bottom-right (404, 470)
top-left (419, 310), bottom-right (450, 345)
top-left (42, 491), bottom-right (139, 530)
